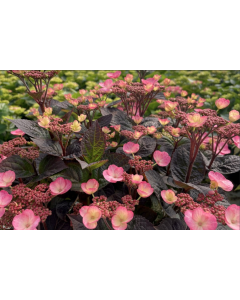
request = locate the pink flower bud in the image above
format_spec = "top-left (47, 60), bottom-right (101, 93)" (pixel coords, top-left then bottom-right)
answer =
top-left (161, 190), bottom-right (177, 204)
top-left (80, 206), bottom-right (102, 229)
top-left (103, 165), bottom-right (124, 183)
top-left (187, 113), bottom-right (207, 127)
top-left (123, 142), bottom-right (140, 154)
top-left (111, 206), bottom-right (134, 230)
top-left (153, 150), bottom-right (171, 167)
top-left (225, 204), bottom-right (240, 230)
top-left (0, 170), bottom-right (15, 187)
top-left (50, 177), bottom-right (72, 195)
top-left (0, 190), bottom-right (13, 218)
top-left (232, 136), bottom-right (240, 148)
top-left (158, 118), bottom-right (170, 126)
top-left (137, 181), bottom-right (154, 198)
top-left (131, 174), bottom-right (143, 184)
top-left (184, 207), bottom-right (218, 230)
top-left (147, 126), bottom-right (157, 134)
top-left (215, 98), bottom-right (230, 110)
top-left (132, 116), bottom-right (143, 124)
top-left (107, 71), bottom-right (121, 79)
top-left (81, 179), bottom-right (99, 195)
top-left (229, 110), bottom-right (240, 122)
top-left (12, 209), bottom-right (40, 230)
top-left (208, 171), bottom-right (233, 192)
top-left (10, 129), bottom-right (25, 136)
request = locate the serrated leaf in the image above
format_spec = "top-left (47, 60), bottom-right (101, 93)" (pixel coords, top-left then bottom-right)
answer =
top-left (81, 121), bottom-right (105, 163)
top-left (9, 119), bottom-right (49, 138)
top-left (32, 155), bottom-right (68, 182)
top-left (211, 155), bottom-right (240, 174)
top-left (127, 215), bottom-right (155, 230)
top-left (66, 139), bottom-right (82, 157)
top-left (103, 152), bottom-right (129, 170)
top-left (145, 170), bottom-right (168, 196)
top-left (97, 114), bottom-right (112, 127)
top-left (32, 138), bottom-right (63, 156)
top-left (0, 155), bottom-right (35, 178)
top-left (170, 144), bottom-right (205, 184)
top-left (155, 218), bottom-right (186, 230)
top-left (136, 136), bottom-right (156, 157)
top-left (140, 117), bottom-right (160, 128)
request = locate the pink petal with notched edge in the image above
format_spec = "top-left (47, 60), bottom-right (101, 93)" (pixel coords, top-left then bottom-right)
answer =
top-left (0, 170), bottom-right (16, 187)
top-left (137, 181), bottom-right (154, 198)
top-left (208, 171), bottom-right (233, 191)
top-left (123, 142), bottom-right (140, 154)
top-left (0, 207), bottom-right (5, 218)
top-left (10, 129), bottom-right (25, 136)
top-left (83, 220), bottom-right (98, 229)
top-left (131, 174), bottom-right (143, 184)
top-left (12, 209), bottom-right (40, 230)
top-left (225, 204), bottom-right (240, 230)
top-left (161, 190), bottom-right (177, 204)
top-left (111, 207), bottom-right (133, 230)
top-left (184, 207), bottom-right (217, 230)
top-left (215, 98), bottom-right (230, 109)
top-left (153, 150), bottom-right (171, 167)
top-left (79, 206), bottom-right (89, 218)
top-left (0, 190), bottom-right (12, 207)
top-left (49, 177), bottom-right (72, 195)
top-left (107, 71), bottom-right (121, 79)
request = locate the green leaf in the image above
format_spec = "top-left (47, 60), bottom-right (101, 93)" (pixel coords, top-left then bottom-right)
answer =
top-left (88, 160), bottom-right (108, 172)
top-left (0, 155), bottom-right (35, 178)
top-left (81, 120), bottom-right (106, 163)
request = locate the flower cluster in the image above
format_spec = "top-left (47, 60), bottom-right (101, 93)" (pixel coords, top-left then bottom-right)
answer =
top-left (129, 155), bottom-right (154, 174)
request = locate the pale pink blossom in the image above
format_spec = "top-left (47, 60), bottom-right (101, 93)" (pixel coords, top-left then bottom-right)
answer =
top-left (50, 177), bottom-right (72, 195)
top-left (131, 174), bottom-right (143, 184)
top-left (78, 114), bottom-right (87, 122)
top-left (0, 170), bottom-right (15, 187)
top-left (132, 116), bottom-right (143, 124)
top-left (117, 80), bottom-right (127, 88)
top-left (111, 206), bottom-right (134, 230)
top-left (38, 116), bottom-right (50, 128)
top-left (12, 209), bottom-right (40, 230)
top-left (164, 101), bottom-right (178, 112)
top-left (147, 126), bottom-right (157, 134)
top-left (10, 129), bottom-right (25, 136)
top-left (213, 141), bottom-right (230, 155)
top-left (196, 102), bottom-right (204, 107)
top-left (133, 131), bottom-right (143, 139)
top-left (137, 181), bottom-right (154, 198)
top-left (103, 165), bottom-right (124, 183)
top-left (153, 150), bottom-right (171, 167)
top-left (102, 127), bottom-right (111, 134)
top-left (171, 128), bottom-right (181, 137)
top-left (144, 83), bottom-right (154, 92)
top-left (229, 110), bottom-right (240, 122)
top-left (208, 171), bottom-right (233, 191)
top-left (184, 207), bottom-right (218, 230)
top-left (79, 89), bottom-right (87, 95)
top-left (107, 71), bottom-right (121, 79)
top-left (0, 190), bottom-right (13, 218)
top-left (53, 83), bottom-right (63, 91)
top-left (215, 98), bottom-right (230, 110)
top-left (158, 118), bottom-right (170, 126)
top-left (187, 113), bottom-right (207, 127)
top-left (232, 136), bottom-right (240, 148)
top-left (161, 190), bottom-right (177, 204)
top-left (81, 179), bottom-right (99, 195)
top-left (110, 125), bottom-right (121, 132)
top-left (225, 204), bottom-right (240, 230)
top-left (99, 79), bottom-right (114, 93)
top-left (181, 90), bottom-right (188, 97)
top-left (124, 74), bottom-right (133, 83)
top-left (88, 103), bottom-right (98, 110)
top-left (163, 78), bottom-right (171, 86)
top-left (153, 74), bottom-right (161, 81)
top-left (80, 205), bottom-right (102, 229)
top-left (110, 141), bottom-right (118, 147)
top-left (123, 142), bottom-right (139, 154)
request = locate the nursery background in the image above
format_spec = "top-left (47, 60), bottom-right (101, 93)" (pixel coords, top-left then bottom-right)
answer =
top-left (0, 70), bottom-right (240, 230)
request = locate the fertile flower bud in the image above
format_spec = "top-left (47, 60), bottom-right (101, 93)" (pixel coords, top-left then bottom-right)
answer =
top-left (78, 114), bottom-right (87, 122)
top-left (229, 110), bottom-right (240, 122)
top-left (71, 120), bottom-right (81, 132)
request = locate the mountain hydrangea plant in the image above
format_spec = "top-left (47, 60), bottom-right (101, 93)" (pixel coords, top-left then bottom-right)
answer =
top-left (0, 70), bottom-right (239, 230)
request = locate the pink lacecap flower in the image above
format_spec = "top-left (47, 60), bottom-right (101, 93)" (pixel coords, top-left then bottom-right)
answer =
top-left (131, 174), bottom-right (143, 184)
top-left (213, 141), bottom-right (230, 155)
top-left (159, 118), bottom-right (170, 126)
top-left (0, 170), bottom-right (15, 187)
top-left (153, 150), bottom-right (171, 167)
top-left (147, 126), bottom-right (157, 134)
top-left (12, 209), bottom-right (40, 230)
top-left (163, 78), bottom-right (171, 85)
top-left (0, 190), bottom-right (13, 218)
top-left (137, 181), bottom-right (154, 198)
top-left (99, 79), bottom-right (114, 93)
top-left (181, 90), bottom-right (188, 97)
top-left (164, 101), bottom-right (178, 112)
top-left (103, 165), bottom-right (124, 183)
top-left (184, 207), bottom-right (218, 230)
top-left (132, 116), bottom-right (143, 124)
top-left (232, 136), bottom-right (240, 148)
top-left (81, 179), bottom-right (99, 195)
top-left (225, 204), bottom-right (240, 230)
top-left (187, 113), bottom-right (207, 127)
top-left (208, 171), bottom-right (233, 192)
top-left (80, 206), bottom-right (101, 229)
top-left (107, 71), bottom-right (121, 79)
top-left (229, 110), bottom-right (240, 122)
top-left (215, 98), bottom-right (230, 110)
top-left (10, 129), bottom-right (25, 136)
top-left (111, 206), bottom-right (134, 230)
top-left (161, 190), bottom-right (177, 204)
top-left (123, 142), bottom-right (139, 154)
top-left (0, 155), bottom-right (7, 163)
top-left (49, 177), bottom-right (72, 195)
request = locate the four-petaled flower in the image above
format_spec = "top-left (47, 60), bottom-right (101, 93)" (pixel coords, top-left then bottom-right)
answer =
top-left (184, 207), bottom-right (218, 230)
top-left (107, 71), bottom-right (121, 79)
top-left (81, 179), bottom-right (99, 195)
top-left (99, 79), bottom-right (114, 93)
top-left (208, 171), bottom-right (233, 191)
top-left (0, 170), bottom-right (15, 187)
top-left (229, 110), bottom-right (240, 122)
top-left (215, 98), bottom-right (230, 110)
top-left (103, 165), bottom-right (124, 183)
top-left (12, 209), bottom-right (40, 230)
top-left (187, 113), bottom-right (207, 127)
top-left (80, 206), bottom-right (102, 229)
top-left (153, 150), bottom-right (171, 167)
top-left (111, 206), bottom-right (134, 230)
top-left (49, 177), bottom-right (72, 195)
top-left (137, 181), bottom-right (154, 198)
top-left (131, 174), bottom-right (143, 184)
top-left (123, 142), bottom-right (139, 154)
top-left (161, 190), bottom-right (177, 204)
top-left (225, 204), bottom-right (240, 230)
